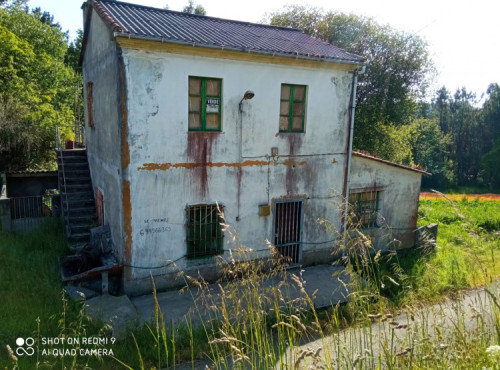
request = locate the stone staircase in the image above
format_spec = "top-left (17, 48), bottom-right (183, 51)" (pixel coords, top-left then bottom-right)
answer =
top-left (57, 149), bottom-right (96, 250)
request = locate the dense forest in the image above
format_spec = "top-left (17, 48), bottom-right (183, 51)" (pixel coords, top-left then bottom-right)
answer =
top-left (0, 2), bottom-right (498, 190)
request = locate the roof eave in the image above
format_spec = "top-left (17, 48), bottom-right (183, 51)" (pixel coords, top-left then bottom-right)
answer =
top-left (112, 32), bottom-right (366, 68)
top-left (353, 151), bottom-right (431, 176)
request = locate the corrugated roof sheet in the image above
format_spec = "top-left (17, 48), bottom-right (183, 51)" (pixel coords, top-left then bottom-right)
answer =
top-left (88, 0), bottom-right (364, 64)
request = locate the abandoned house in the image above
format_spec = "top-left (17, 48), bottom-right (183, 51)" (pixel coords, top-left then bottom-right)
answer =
top-left (77, 0), bottom-right (429, 296)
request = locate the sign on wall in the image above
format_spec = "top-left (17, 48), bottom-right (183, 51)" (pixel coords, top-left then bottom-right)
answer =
top-left (206, 98), bottom-right (220, 113)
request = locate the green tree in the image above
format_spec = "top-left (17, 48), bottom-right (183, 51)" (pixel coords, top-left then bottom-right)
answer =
top-left (409, 118), bottom-right (455, 188)
top-left (182, 0), bottom-right (206, 15)
top-left (481, 137), bottom-right (500, 189)
top-left (65, 29), bottom-right (83, 74)
top-left (0, 6), bottom-right (78, 171)
top-left (268, 6), bottom-right (434, 158)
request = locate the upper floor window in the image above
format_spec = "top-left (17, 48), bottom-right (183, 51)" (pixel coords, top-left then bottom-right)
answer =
top-left (188, 76), bottom-right (222, 131)
top-left (348, 191), bottom-right (380, 228)
top-left (279, 84), bottom-right (306, 133)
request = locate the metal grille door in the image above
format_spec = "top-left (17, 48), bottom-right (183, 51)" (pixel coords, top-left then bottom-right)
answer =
top-left (274, 199), bottom-right (304, 264)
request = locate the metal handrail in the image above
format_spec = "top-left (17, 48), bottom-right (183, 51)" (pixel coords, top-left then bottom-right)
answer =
top-left (55, 124), bottom-right (86, 150)
top-left (58, 150), bottom-right (71, 235)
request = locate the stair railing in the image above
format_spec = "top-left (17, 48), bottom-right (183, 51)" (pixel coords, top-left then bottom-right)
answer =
top-left (58, 150), bottom-right (71, 235)
top-left (55, 123), bottom-right (86, 149)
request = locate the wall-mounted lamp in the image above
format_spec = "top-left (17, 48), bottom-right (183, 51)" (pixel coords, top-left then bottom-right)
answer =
top-left (239, 90), bottom-right (255, 112)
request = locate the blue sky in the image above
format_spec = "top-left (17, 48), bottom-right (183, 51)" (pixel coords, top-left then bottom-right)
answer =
top-left (28, 0), bottom-right (500, 102)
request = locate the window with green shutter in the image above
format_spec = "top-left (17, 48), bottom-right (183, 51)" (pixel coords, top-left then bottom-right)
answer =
top-left (279, 84), bottom-right (306, 133)
top-left (188, 77), bottom-right (222, 131)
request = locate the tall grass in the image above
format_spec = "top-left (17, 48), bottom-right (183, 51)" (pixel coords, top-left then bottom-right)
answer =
top-left (124, 197), bottom-right (500, 369)
top-left (0, 221), bottom-right (109, 369)
top-left (0, 221), bottom-right (68, 362)
top-left (2, 198), bottom-right (500, 369)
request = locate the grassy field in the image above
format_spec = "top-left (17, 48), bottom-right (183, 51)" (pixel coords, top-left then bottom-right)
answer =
top-left (1, 196), bottom-right (500, 369)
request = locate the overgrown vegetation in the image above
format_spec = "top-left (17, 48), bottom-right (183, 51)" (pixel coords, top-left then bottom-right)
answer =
top-left (0, 3), bottom-right (82, 171)
top-left (3, 199), bottom-right (499, 369)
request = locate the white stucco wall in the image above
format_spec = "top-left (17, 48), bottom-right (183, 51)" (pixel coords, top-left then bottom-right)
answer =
top-left (82, 10), bottom-right (124, 261)
top-left (120, 48), bottom-right (354, 293)
top-left (349, 155), bottom-right (423, 250)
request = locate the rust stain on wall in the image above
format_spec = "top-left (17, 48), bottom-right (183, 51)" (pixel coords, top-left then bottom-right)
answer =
top-left (118, 59), bottom-right (130, 171)
top-left (136, 159), bottom-right (304, 171)
top-left (187, 133), bottom-right (216, 198)
top-left (281, 159), bottom-right (307, 166)
top-left (122, 180), bottom-right (132, 279)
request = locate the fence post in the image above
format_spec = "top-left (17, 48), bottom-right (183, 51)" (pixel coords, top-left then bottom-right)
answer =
top-left (0, 198), bottom-right (11, 232)
top-left (0, 172), bottom-right (6, 198)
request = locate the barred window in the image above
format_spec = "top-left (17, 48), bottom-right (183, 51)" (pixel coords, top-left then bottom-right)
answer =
top-left (186, 204), bottom-right (224, 258)
top-left (348, 191), bottom-right (380, 228)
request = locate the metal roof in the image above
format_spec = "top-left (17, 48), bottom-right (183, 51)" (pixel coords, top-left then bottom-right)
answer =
top-left (87, 0), bottom-right (364, 65)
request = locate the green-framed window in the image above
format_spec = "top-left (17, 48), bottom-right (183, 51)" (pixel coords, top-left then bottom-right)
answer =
top-left (186, 204), bottom-right (224, 258)
top-left (188, 76), bottom-right (222, 131)
top-left (348, 191), bottom-right (380, 228)
top-left (279, 84), bottom-right (306, 132)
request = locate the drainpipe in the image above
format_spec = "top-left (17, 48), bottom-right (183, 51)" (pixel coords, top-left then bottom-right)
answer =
top-left (237, 91), bottom-right (255, 221)
top-left (342, 65), bottom-right (365, 256)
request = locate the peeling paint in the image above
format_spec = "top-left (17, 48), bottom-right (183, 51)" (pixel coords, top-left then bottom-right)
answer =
top-left (137, 159), bottom-right (307, 171)
top-left (122, 180), bottom-right (132, 279)
top-left (119, 57), bottom-right (130, 171)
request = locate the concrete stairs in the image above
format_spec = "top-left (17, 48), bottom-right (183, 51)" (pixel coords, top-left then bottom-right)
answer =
top-left (57, 149), bottom-right (96, 250)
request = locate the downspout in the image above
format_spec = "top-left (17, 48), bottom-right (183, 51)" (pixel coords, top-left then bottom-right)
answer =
top-left (341, 65), bottom-right (364, 256)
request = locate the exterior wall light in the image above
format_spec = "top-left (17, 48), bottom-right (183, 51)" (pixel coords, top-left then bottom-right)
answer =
top-left (239, 90), bottom-right (255, 112)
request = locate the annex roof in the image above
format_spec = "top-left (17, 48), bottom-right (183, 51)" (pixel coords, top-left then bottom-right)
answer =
top-left (85, 0), bottom-right (364, 65)
top-left (353, 151), bottom-right (431, 175)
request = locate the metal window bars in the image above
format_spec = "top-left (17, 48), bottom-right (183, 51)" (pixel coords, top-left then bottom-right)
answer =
top-left (186, 204), bottom-right (224, 258)
top-left (348, 191), bottom-right (380, 228)
top-left (273, 199), bottom-right (304, 264)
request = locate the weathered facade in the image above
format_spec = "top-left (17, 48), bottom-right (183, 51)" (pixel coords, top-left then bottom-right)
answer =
top-left (349, 152), bottom-right (428, 250)
top-left (81, 0), bottom-right (427, 295)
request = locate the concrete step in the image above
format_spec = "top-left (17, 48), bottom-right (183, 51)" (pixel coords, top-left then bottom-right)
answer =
top-left (67, 214), bottom-right (96, 222)
top-left (60, 173), bottom-right (91, 185)
top-left (63, 205), bottom-right (95, 213)
top-left (62, 199), bottom-right (95, 208)
top-left (60, 185), bottom-right (92, 193)
top-left (57, 149), bottom-right (87, 156)
top-left (57, 155), bottom-right (88, 160)
top-left (58, 161), bottom-right (89, 167)
top-left (62, 184), bottom-right (93, 190)
top-left (69, 224), bottom-right (94, 234)
top-left (62, 191), bottom-right (93, 198)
